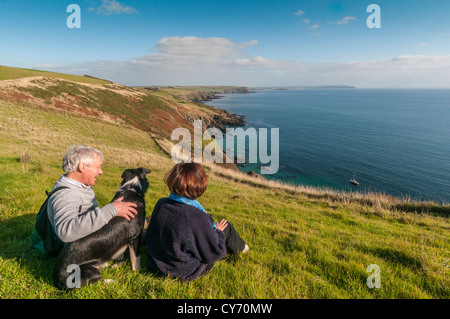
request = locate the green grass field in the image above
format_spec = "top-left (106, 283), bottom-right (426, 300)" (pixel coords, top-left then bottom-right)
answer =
top-left (0, 99), bottom-right (448, 299)
top-left (0, 65), bottom-right (111, 84)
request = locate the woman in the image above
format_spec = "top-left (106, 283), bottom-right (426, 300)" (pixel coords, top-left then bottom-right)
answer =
top-left (146, 162), bottom-right (248, 281)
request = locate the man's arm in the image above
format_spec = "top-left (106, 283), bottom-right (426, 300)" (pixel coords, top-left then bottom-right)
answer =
top-left (51, 188), bottom-right (138, 243)
top-left (51, 189), bottom-right (117, 242)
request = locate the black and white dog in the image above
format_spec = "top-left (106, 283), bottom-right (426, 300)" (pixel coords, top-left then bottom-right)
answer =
top-left (53, 167), bottom-right (150, 290)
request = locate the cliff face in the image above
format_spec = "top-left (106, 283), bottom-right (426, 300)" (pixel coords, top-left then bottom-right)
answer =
top-left (214, 87), bottom-right (252, 94)
top-left (178, 86), bottom-right (252, 102)
top-left (180, 108), bottom-right (246, 132)
top-left (0, 75), bottom-right (247, 140)
top-left (185, 91), bottom-right (217, 102)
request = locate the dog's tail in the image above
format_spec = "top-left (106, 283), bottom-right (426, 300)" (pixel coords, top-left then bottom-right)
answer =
top-left (52, 246), bottom-right (102, 290)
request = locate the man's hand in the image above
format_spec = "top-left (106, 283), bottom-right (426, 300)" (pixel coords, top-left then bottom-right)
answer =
top-left (216, 219), bottom-right (228, 231)
top-left (113, 196), bottom-right (138, 221)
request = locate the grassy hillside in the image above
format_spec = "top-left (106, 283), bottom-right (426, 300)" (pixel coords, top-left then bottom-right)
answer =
top-left (0, 65), bottom-right (112, 84)
top-left (0, 67), bottom-right (449, 299)
top-left (0, 65), bottom-right (245, 140)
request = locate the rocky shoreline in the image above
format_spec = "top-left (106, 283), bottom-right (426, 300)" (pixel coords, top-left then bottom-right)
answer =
top-left (200, 89), bottom-right (265, 179)
top-left (177, 86), bottom-right (261, 176)
top-left (187, 86), bottom-right (252, 102)
top-left (185, 87), bottom-right (250, 131)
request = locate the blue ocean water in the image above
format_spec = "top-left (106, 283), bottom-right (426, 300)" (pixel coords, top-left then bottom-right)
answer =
top-left (205, 89), bottom-right (450, 204)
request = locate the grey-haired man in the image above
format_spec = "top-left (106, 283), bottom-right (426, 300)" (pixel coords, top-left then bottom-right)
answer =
top-left (48, 145), bottom-right (137, 243)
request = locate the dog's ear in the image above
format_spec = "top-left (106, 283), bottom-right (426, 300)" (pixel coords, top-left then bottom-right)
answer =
top-left (138, 167), bottom-right (151, 176)
top-left (121, 169), bottom-right (134, 180)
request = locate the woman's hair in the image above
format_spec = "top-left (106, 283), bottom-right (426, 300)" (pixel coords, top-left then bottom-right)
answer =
top-left (164, 163), bottom-right (208, 199)
top-left (62, 145), bottom-right (103, 174)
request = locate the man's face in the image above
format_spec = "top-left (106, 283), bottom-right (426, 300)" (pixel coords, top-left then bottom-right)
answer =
top-left (81, 155), bottom-right (103, 186)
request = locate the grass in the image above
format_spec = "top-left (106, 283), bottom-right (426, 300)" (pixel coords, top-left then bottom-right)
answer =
top-left (0, 65), bottom-right (111, 84)
top-left (9, 77), bottom-right (174, 137)
top-left (1, 69), bottom-right (239, 142)
top-left (0, 99), bottom-right (449, 299)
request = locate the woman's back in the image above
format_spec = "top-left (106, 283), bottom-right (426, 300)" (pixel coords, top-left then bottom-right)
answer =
top-left (146, 197), bottom-right (226, 281)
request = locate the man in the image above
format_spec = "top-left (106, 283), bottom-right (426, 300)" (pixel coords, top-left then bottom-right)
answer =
top-left (48, 145), bottom-right (137, 243)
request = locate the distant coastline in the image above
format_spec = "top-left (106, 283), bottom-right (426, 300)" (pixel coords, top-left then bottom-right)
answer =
top-left (142, 86), bottom-right (253, 102)
top-left (252, 85), bottom-right (356, 91)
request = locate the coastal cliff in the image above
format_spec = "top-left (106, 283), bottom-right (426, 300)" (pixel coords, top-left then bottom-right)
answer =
top-left (180, 109), bottom-right (246, 132)
top-left (172, 86), bottom-right (252, 103)
top-left (146, 85), bottom-right (250, 132)
top-left (0, 67), bottom-right (248, 140)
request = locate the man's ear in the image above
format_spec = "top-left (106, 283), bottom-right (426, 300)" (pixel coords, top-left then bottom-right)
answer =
top-left (78, 162), bottom-right (86, 173)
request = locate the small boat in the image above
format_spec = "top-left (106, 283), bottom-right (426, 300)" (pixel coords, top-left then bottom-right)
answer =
top-left (350, 171), bottom-right (359, 186)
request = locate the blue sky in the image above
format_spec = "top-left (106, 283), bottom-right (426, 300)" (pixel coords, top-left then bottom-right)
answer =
top-left (1, 0), bottom-right (450, 87)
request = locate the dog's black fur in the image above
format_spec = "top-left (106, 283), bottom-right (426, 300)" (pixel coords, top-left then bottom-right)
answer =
top-left (52, 167), bottom-right (150, 290)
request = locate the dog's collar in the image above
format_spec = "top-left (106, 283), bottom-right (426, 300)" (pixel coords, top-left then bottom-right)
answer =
top-left (124, 185), bottom-right (142, 196)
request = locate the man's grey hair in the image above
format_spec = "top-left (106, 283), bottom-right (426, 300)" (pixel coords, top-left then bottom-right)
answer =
top-left (62, 145), bottom-right (103, 174)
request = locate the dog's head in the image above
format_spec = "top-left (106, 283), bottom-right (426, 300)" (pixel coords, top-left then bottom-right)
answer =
top-left (120, 167), bottom-right (151, 196)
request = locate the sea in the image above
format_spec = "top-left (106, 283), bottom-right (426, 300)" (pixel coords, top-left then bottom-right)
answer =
top-left (204, 89), bottom-right (450, 204)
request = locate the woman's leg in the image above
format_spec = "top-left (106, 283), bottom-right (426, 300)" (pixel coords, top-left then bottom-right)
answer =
top-left (222, 221), bottom-right (246, 254)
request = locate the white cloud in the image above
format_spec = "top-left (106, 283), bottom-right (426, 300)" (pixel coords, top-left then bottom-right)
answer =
top-left (328, 16), bottom-right (358, 25)
top-left (294, 10), bottom-right (321, 31)
top-left (88, 0), bottom-right (138, 16)
top-left (153, 36), bottom-right (244, 58)
top-left (36, 37), bottom-right (450, 88)
top-left (33, 64), bottom-right (63, 69)
top-left (137, 37), bottom-right (259, 68)
top-left (298, 55), bottom-right (450, 88)
top-left (237, 40), bottom-right (259, 49)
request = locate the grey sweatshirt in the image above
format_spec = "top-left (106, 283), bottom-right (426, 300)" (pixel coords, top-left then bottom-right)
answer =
top-left (47, 175), bottom-right (117, 243)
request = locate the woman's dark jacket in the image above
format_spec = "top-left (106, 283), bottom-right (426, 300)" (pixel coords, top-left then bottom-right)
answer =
top-left (146, 198), bottom-right (227, 281)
